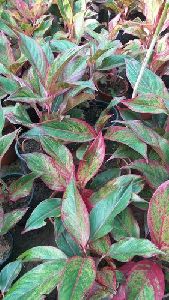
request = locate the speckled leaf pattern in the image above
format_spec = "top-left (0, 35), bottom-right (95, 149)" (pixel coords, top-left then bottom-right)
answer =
top-left (109, 238), bottom-right (162, 262)
top-left (89, 235), bottom-right (111, 255)
top-left (111, 208), bottom-right (140, 241)
top-left (4, 261), bottom-right (66, 300)
top-left (126, 260), bottom-right (165, 300)
top-left (96, 267), bottom-right (116, 291)
top-left (105, 126), bottom-right (147, 159)
top-left (125, 159), bottom-right (169, 189)
top-left (126, 120), bottom-right (169, 164)
top-left (57, 0), bottom-right (73, 25)
top-left (89, 176), bottom-right (137, 240)
top-left (19, 33), bottom-right (49, 84)
top-left (22, 153), bottom-right (66, 191)
top-left (0, 208), bottom-right (28, 235)
top-left (8, 173), bottom-right (37, 201)
top-left (126, 58), bottom-right (167, 96)
top-left (0, 130), bottom-right (18, 161)
top-left (61, 180), bottom-right (90, 249)
top-left (122, 94), bottom-right (168, 114)
top-left (24, 118), bottom-right (96, 142)
top-left (40, 136), bottom-right (74, 180)
top-left (18, 246), bottom-right (67, 262)
top-left (148, 180), bottom-right (169, 250)
top-left (77, 132), bottom-right (105, 188)
top-left (58, 257), bottom-right (96, 300)
top-left (124, 159), bottom-right (169, 189)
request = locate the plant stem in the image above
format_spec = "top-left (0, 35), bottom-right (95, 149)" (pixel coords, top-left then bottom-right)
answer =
top-left (132, 1), bottom-right (169, 98)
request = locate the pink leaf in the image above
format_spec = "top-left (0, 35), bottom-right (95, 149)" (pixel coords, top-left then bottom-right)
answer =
top-left (77, 132), bottom-right (105, 188)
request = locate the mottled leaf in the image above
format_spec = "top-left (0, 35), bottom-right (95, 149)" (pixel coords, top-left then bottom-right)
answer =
top-left (124, 159), bottom-right (169, 189)
top-left (19, 33), bottom-right (49, 84)
top-left (90, 168), bottom-right (120, 191)
top-left (22, 153), bottom-right (66, 191)
top-left (8, 173), bottom-right (37, 202)
top-left (122, 94), bottom-right (168, 114)
top-left (148, 180), bottom-right (169, 251)
top-left (24, 198), bottom-right (61, 232)
top-left (112, 208), bottom-right (140, 241)
top-left (4, 261), bottom-right (66, 300)
top-left (24, 118), bottom-right (96, 142)
top-left (61, 180), bottom-right (90, 249)
top-left (57, 0), bottom-right (73, 25)
top-left (0, 208), bottom-right (28, 235)
top-left (0, 130), bottom-right (18, 161)
top-left (77, 132), bottom-right (105, 188)
top-left (109, 238), bottom-right (162, 262)
top-left (40, 136), bottom-right (74, 180)
top-left (58, 257), bottom-right (96, 300)
top-left (18, 246), bottom-right (67, 262)
top-left (126, 58), bottom-right (167, 96)
top-left (105, 126), bottom-right (147, 159)
top-left (126, 260), bottom-right (165, 299)
top-left (89, 176), bottom-right (140, 240)
top-left (89, 235), bottom-right (111, 256)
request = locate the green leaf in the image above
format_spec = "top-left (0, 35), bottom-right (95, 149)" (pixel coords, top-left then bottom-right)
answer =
top-left (125, 159), bottom-right (169, 189)
top-left (24, 118), bottom-right (96, 142)
top-left (90, 168), bottom-right (120, 190)
top-left (18, 246), bottom-right (67, 262)
top-left (4, 261), bottom-right (66, 300)
top-left (89, 176), bottom-right (136, 240)
top-left (122, 94), bottom-right (168, 114)
top-left (50, 39), bottom-right (76, 52)
top-left (61, 180), bottom-right (90, 249)
top-left (5, 104), bottom-right (32, 127)
top-left (40, 136), bottom-right (73, 180)
top-left (126, 58), bottom-right (167, 96)
top-left (24, 198), bottom-right (61, 232)
top-left (57, 0), bottom-right (73, 25)
top-left (8, 87), bottom-right (47, 106)
top-left (148, 180), bottom-right (169, 251)
top-left (55, 219), bottom-right (82, 257)
top-left (111, 208), bottom-right (140, 241)
top-left (0, 209), bottom-right (28, 235)
top-left (19, 33), bottom-right (49, 84)
top-left (8, 173), bottom-right (37, 201)
top-left (98, 54), bottom-right (126, 70)
top-left (105, 126), bottom-right (147, 159)
top-left (0, 104), bottom-right (4, 136)
top-left (0, 130), bottom-right (17, 160)
top-left (77, 132), bottom-right (105, 188)
top-left (0, 76), bottom-right (19, 94)
top-left (22, 153), bottom-right (66, 191)
top-left (109, 238), bottom-right (162, 262)
top-left (58, 257), bottom-right (96, 300)
top-left (127, 120), bottom-right (169, 164)
top-left (0, 261), bottom-right (22, 293)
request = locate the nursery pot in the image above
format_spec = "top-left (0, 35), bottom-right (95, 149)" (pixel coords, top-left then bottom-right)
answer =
top-left (84, 99), bottom-right (120, 127)
top-left (96, 74), bottom-right (129, 101)
top-left (15, 138), bottom-right (41, 174)
top-left (1, 124), bottom-right (17, 167)
top-left (0, 232), bottom-right (13, 268)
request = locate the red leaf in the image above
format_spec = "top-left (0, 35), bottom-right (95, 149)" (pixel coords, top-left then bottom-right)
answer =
top-left (96, 266), bottom-right (116, 291)
top-left (77, 132), bottom-right (105, 188)
top-left (81, 189), bottom-right (94, 212)
top-left (126, 260), bottom-right (165, 300)
top-left (148, 180), bottom-right (169, 250)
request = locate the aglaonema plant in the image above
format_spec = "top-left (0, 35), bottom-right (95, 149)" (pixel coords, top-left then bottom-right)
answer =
top-left (1, 132), bottom-right (168, 299)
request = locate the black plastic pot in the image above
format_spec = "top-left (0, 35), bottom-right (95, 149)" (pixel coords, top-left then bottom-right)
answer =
top-left (83, 99), bottom-right (121, 127)
top-left (0, 232), bottom-right (13, 269)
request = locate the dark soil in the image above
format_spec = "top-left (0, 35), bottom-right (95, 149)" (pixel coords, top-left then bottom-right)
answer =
top-left (0, 234), bottom-right (12, 263)
top-left (23, 139), bottom-right (41, 154)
